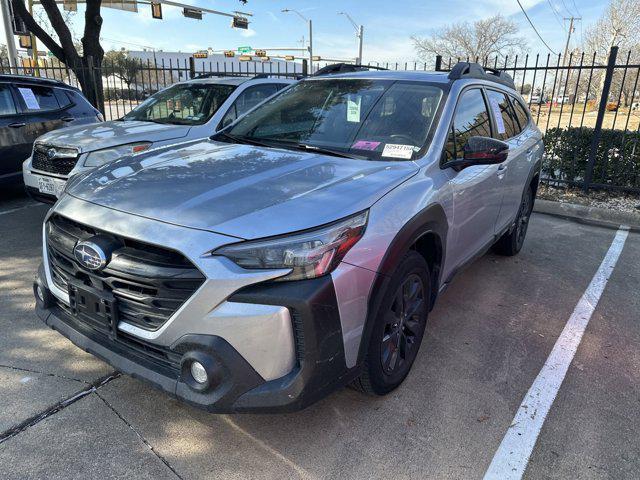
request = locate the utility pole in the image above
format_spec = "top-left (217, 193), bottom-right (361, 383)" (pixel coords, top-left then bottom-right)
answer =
top-left (1, 0), bottom-right (19, 69)
top-left (338, 12), bottom-right (364, 64)
top-left (308, 18), bottom-right (313, 73)
top-left (558, 16), bottom-right (580, 102)
top-left (282, 8), bottom-right (313, 73)
top-left (28, 0), bottom-right (39, 75)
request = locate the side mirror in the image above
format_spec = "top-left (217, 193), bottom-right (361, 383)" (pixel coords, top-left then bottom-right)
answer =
top-left (447, 136), bottom-right (509, 170)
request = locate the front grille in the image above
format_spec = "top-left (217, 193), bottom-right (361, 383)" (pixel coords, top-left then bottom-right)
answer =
top-left (46, 214), bottom-right (205, 332)
top-left (32, 144), bottom-right (79, 175)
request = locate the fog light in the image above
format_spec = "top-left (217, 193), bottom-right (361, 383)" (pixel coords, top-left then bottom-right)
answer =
top-left (190, 361), bottom-right (208, 384)
top-left (36, 285), bottom-right (45, 303)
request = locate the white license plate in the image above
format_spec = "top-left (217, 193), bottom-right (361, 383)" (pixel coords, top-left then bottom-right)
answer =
top-left (38, 177), bottom-right (65, 197)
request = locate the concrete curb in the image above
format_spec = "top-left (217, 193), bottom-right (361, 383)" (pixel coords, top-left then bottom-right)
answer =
top-left (533, 198), bottom-right (640, 232)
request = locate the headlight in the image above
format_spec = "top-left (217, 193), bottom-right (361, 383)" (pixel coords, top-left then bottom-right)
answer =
top-left (214, 211), bottom-right (369, 282)
top-left (83, 142), bottom-right (152, 167)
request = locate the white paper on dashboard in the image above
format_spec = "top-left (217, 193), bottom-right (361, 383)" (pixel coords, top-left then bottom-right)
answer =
top-left (382, 143), bottom-right (415, 159)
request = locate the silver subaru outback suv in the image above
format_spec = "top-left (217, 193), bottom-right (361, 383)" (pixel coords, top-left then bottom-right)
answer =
top-left (34, 63), bottom-right (543, 413)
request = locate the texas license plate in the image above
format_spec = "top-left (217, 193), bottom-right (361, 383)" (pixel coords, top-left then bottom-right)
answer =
top-left (38, 176), bottom-right (65, 197)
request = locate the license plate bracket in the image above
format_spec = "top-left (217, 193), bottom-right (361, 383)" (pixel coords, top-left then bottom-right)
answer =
top-left (68, 280), bottom-right (119, 339)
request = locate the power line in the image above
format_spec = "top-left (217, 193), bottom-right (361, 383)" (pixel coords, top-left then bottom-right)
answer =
top-left (571, 0), bottom-right (582, 17)
top-left (547, 0), bottom-right (567, 31)
top-left (515, 0), bottom-right (556, 54)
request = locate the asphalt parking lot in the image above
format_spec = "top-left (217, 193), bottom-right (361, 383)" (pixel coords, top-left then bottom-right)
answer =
top-left (0, 185), bottom-right (638, 480)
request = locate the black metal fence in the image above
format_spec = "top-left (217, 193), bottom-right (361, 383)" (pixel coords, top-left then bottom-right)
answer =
top-left (3, 49), bottom-right (640, 193)
top-left (0, 55), bottom-right (303, 122)
top-left (353, 48), bottom-right (640, 193)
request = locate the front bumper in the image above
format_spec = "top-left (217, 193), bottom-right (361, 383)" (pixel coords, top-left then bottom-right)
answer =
top-left (35, 264), bottom-right (357, 413)
top-left (23, 157), bottom-right (72, 204)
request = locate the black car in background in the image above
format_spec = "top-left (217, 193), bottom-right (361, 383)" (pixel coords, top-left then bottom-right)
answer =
top-left (0, 75), bottom-right (102, 187)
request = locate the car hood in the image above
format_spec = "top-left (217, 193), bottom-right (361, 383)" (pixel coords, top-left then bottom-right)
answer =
top-left (36, 120), bottom-right (192, 153)
top-left (66, 140), bottom-right (419, 239)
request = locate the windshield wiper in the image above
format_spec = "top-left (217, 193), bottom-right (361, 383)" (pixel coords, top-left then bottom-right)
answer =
top-left (213, 132), bottom-right (280, 149)
top-left (285, 142), bottom-right (364, 159)
top-left (214, 133), bottom-right (364, 159)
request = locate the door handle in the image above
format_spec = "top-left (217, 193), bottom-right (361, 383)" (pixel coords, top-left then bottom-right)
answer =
top-left (61, 116), bottom-right (75, 122)
top-left (8, 122), bottom-right (26, 128)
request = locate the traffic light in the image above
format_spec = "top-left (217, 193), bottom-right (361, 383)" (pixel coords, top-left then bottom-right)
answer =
top-left (224, 51), bottom-right (235, 58)
top-left (284, 55), bottom-right (295, 61)
top-left (10, 0), bottom-right (29, 35)
top-left (183, 8), bottom-right (203, 20)
top-left (232, 16), bottom-right (249, 29)
top-left (18, 35), bottom-right (32, 49)
top-left (254, 49), bottom-right (266, 58)
top-left (193, 51), bottom-right (208, 59)
top-left (151, 2), bottom-right (162, 19)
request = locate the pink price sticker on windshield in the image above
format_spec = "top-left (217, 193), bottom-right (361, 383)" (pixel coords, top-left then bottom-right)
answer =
top-left (351, 140), bottom-right (381, 151)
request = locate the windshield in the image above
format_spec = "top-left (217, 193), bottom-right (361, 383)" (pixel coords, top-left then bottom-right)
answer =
top-left (123, 83), bottom-right (236, 126)
top-left (225, 78), bottom-right (444, 160)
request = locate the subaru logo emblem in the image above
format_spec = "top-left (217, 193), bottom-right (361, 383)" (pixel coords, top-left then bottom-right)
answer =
top-left (74, 241), bottom-right (107, 271)
top-left (47, 148), bottom-right (57, 160)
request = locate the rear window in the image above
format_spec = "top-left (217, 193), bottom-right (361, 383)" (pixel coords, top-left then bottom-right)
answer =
top-left (0, 84), bottom-right (17, 116)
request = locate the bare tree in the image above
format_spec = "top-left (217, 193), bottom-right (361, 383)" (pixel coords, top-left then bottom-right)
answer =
top-left (411, 15), bottom-right (527, 65)
top-left (11, 0), bottom-right (105, 109)
top-left (581, 0), bottom-right (640, 103)
top-left (583, 0), bottom-right (640, 54)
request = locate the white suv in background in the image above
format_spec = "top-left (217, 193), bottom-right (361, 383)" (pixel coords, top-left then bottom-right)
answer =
top-left (23, 75), bottom-right (294, 203)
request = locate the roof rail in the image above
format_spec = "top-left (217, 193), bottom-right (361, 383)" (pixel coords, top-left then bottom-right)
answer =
top-left (312, 63), bottom-right (388, 76)
top-left (0, 74), bottom-right (70, 87)
top-left (447, 62), bottom-right (516, 90)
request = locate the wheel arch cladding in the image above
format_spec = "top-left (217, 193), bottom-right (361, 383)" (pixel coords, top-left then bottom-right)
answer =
top-left (356, 203), bottom-right (448, 367)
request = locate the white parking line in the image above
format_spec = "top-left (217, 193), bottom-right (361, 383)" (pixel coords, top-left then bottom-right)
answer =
top-left (484, 226), bottom-right (630, 480)
top-left (0, 203), bottom-right (43, 216)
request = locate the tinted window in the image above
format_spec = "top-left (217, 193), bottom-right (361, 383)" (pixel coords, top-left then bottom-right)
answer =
top-left (240, 85), bottom-right (278, 113)
top-left (486, 90), bottom-right (520, 139)
top-left (0, 85), bottom-right (17, 116)
top-left (222, 84), bottom-right (279, 127)
top-left (444, 88), bottom-right (492, 161)
top-left (511, 97), bottom-right (530, 130)
top-left (226, 79), bottom-right (444, 161)
top-left (54, 88), bottom-right (72, 108)
top-left (16, 85), bottom-right (60, 111)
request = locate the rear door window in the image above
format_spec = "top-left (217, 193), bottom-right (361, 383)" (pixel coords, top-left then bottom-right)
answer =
top-left (485, 90), bottom-right (520, 140)
top-left (444, 88), bottom-right (492, 162)
top-left (54, 88), bottom-right (73, 108)
top-left (511, 97), bottom-right (530, 130)
top-left (221, 84), bottom-right (279, 128)
top-left (16, 85), bottom-right (61, 112)
top-left (0, 84), bottom-right (17, 116)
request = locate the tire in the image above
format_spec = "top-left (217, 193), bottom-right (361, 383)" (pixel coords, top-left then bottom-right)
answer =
top-left (493, 185), bottom-right (534, 256)
top-left (353, 251), bottom-right (430, 396)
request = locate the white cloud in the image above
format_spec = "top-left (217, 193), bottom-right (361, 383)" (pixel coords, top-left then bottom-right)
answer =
top-left (240, 28), bottom-right (257, 38)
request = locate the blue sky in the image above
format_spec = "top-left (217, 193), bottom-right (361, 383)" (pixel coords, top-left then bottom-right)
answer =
top-left (2, 0), bottom-right (609, 63)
